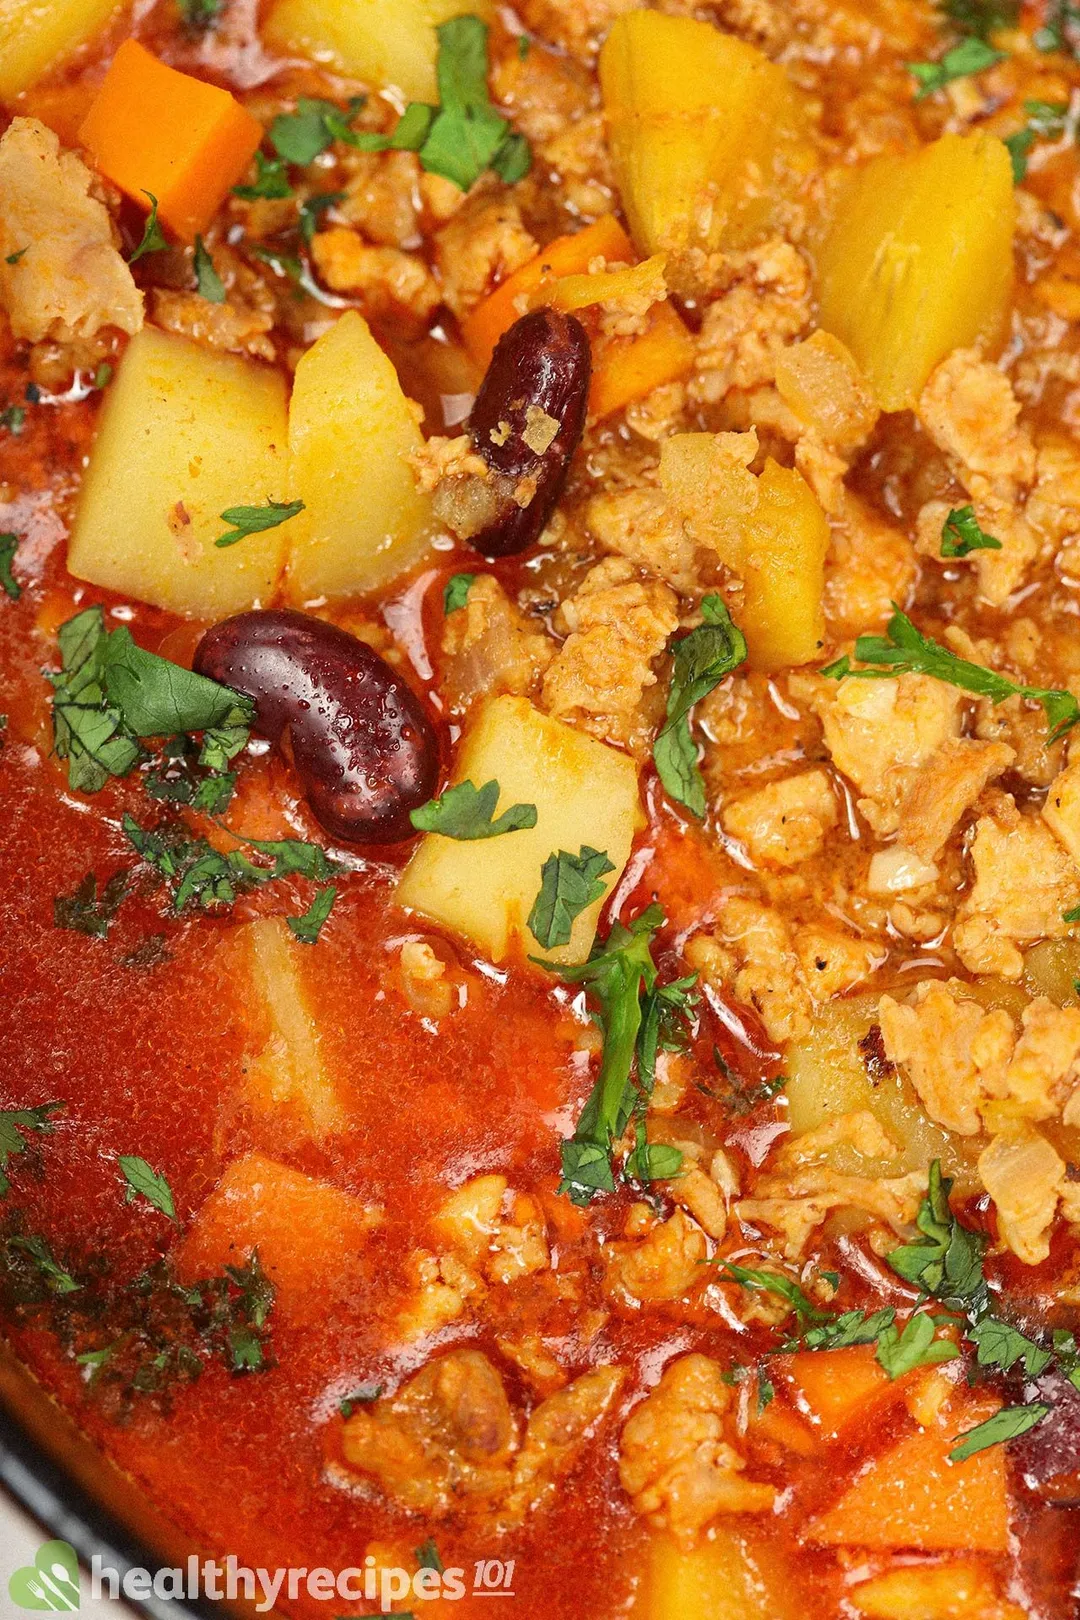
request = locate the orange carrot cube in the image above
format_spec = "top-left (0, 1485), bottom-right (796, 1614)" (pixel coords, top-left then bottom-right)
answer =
top-left (79, 39), bottom-right (262, 243)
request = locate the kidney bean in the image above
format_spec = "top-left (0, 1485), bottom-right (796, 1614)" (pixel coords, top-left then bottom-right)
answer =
top-left (465, 308), bottom-right (591, 558)
top-left (193, 609), bottom-right (438, 844)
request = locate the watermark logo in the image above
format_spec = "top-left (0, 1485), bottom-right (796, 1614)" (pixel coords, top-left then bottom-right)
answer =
top-left (9, 1540), bottom-right (80, 1612)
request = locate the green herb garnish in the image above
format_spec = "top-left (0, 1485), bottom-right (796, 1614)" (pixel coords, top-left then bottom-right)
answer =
top-left (7, 1234), bottom-right (79, 1295)
top-left (940, 0), bottom-right (1017, 37)
top-left (123, 815), bottom-right (336, 912)
top-left (214, 498), bottom-right (305, 549)
top-left (653, 594), bottom-right (747, 817)
top-left (415, 1541), bottom-right (444, 1575)
top-left (339, 1383), bottom-right (383, 1417)
top-left (0, 1104), bottom-right (63, 1197)
top-left (298, 190), bottom-right (345, 244)
top-left (0, 406), bottom-right (26, 435)
top-left (527, 846), bottom-right (615, 950)
top-left (410, 779), bottom-right (537, 839)
top-left (885, 1161), bottom-right (989, 1309)
top-left (940, 504), bottom-right (1002, 557)
top-left (287, 885), bottom-right (337, 944)
top-left (54, 871), bottom-right (129, 938)
top-left (119, 1156), bottom-right (176, 1221)
top-left (270, 96), bottom-right (367, 164)
top-left (443, 572), bottom-right (476, 613)
top-left (5, 247), bottom-right (28, 265)
top-left (874, 1312), bottom-right (961, 1379)
top-left (0, 533), bottom-right (20, 600)
top-left (949, 1402), bottom-right (1050, 1462)
top-left (822, 606), bottom-right (1080, 743)
top-left (176, 0), bottom-right (222, 26)
top-left (233, 152), bottom-right (292, 200)
top-left (907, 36), bottom-right (1005, 97)
top-left (1035, 0), bottom-right (1080, 54)
top-left (194, 236), bottom-right (226, 303)
top-left (1005, 100), bottom-right (1071, 180)
top-left (128, 192), bottom-right (169, 263)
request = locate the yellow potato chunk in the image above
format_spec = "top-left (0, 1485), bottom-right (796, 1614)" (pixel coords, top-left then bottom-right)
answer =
top-left (660, 437), bottom-right (829, 671)
top-left (285, 310), bottom-right (434, 604)
top-left (262, 0), bottom-right (483, 103)
top-left (640, 1529), bottom-right (797, 1620)
top-left (0, 0), bottom-right (120, 100)
top-left (785, 995), bottom-right (975, 1184)
top-left (815, 132), bottom-right (1015, 412)
top-left (396, 695), bottom-right (642, 966)
top-left (599, 11), bottom-right (810, 264)
top-left (67, 327), bottom-right (289, 617)
top-left (242, 917), bottom-right (344, 1137)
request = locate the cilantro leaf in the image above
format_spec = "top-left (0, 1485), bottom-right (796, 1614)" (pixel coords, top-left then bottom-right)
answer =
top-left (799, 1306), bottom-right (897, 1351)
top-left (874, 1312), bottom-right (961, 1379)
top-left (118, 1156), bottom-right (176, 1220)
top-left (940, 0), bottom-right (1017, 38)
top-left (215, 498), bottom-right (305, 549)
top-left (7, 1233), bottom-right (79, 1295)
top-left (339, 1383), bottom-right (383, 1416)
top-left (885, 1161), bottom-right (989, 1310)
top-left (194, 236), bottom-right (226, 303)
top-left (101, 624), bottom-right (253, 738)
top-left (298, 190), bottom-right (345, 244)
top-left (715, 1262), bottom-right (831, 1326)
top-left (0, 1103), bottom-right (63, 1197)
top-left (940, 504), bottom-right (1002, 557)
top-left (176, 0), bottom-right (222, 25)
top-left (270, 97), bottom-right (366, 164)
top-left (248, 244), bottom-right (303, 284)
top-left (969, 1315), bottom-right (1053, 1377)
top-left (242, 836), bottom-right (338, 880)
top-left (1005, 100), bottom-right (1071, 180)
top-left (54, 870), bottom-right (129, 938)
top-left (949, 1402), bottom-right (1050, 1462)
top-left (528, 846), bottom-right (615, 949)
top-left (410, 778), bottom-right (537, 839)
top-left (287, 884), bottom-right (337, 944)
top-left (623, 1132), bottom-right (683, 1185)
top-left (415, 1540), bottom-right (444, 1575)
top-left (907, 36), bottom-right (1005, 97)
top-left (128, 192), bottom-right (169, 263)
top-left (0, 533), bottom-right (21, 600)
top-left (443, 572), bottom-right (476, 613)
top-left (822, 606), bottom-right (1080, 743)
top-left (0, 405), bottom-right (26, 435)
top-left (232, 151), bottom-right (292, 200)
top-left (123, 815), bottom-right (336, 913)
top-left (653, 595), bottom-right (747, 817)
top-left (1035, 0), bottom-right (1080, 54)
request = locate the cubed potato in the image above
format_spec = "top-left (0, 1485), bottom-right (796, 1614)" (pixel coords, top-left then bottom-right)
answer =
top-left (639, 1528), bottom-right (797, 1619)
top-left (285, 310), bottom-right (434, 604)
top-left (175, 1151), bottom-right (379, 1324)
top-left (660, 439), bottom-right (829, 671)
top-left (262, 0), bottom-right (484, 103)
top-left (784, 994), bottom-right (976, 1185)
top-left (1024, 939), bottom-right (1080, 1007)
top-left (242, 917), bottom-right (344, 1137)
top-left (396, 695), bottom-right (642, 966)
top-left (0, 0), bottom-right (120, 100)
top-left (599, 12), bottom-right (812, 266)
top-left (67, 327), bottom-right (290, 617)
top-left (814, 132), bottom-right (1015, 412)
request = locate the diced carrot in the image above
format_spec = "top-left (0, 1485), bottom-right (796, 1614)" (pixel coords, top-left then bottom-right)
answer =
top-left (589, 301), bottom-right (695, 420)
top-left (79, 39), bottom-right (262, 243)
top-left (18, 82), bottom-right (99, 148)
top-left (461, 213), bottom-right (633, 366)
top-left (806, 1393), bottom-right (1009, 1553)
top-left (783, 1345), bottom-right (898, 1436)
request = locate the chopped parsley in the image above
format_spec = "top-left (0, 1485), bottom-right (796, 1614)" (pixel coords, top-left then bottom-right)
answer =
top-left (443, 572), bottom-right (476, 613)
top-left (0, 405), bottom-right (26, 435)
top-left (48, 606), bottom-right (253, 793)
top-left (1005, 100), bottom-right (1072, 181)
top-left (128, 192), bottom-right (169, 263)
top-left (874, 1312), bottom-right (961, 1379)
top-left (653, 595), bottom-right (747, 818)
top-left (118, 1156), bottom-right (176, 1221)
top-left (715, 1262), bottom-right (831, 1327)
top-left (123, 815), bottom-right (337, 912)
top-left (54, 870), bottom-right (129, 938)
top-left (270, 96), bottom-right (367, 164)
top-left (147, 735), bottom-right (237, 814)
top-left (248, 244), bottom-right (304, 284)
top-left (1035, 0), bottom-right (1080, 54)
top-left (215, 498), bottom-right (305, 550)
top-left (410, 779), bottom-right (537, 839)
top-left (968, 1314), bottom-right (1052, 1377)
top-left (176, 0), bottom-right (222, 25)
top-left (339, 1383), bottom-right (383, 1417)
top-left (298, 190), bottom-right (345, 245)
top-left (5, 246), bottom-right (28, 265)
top-left (0, 1103), bottom-right (63, 1197)
top-left (193, 236), bottom-right (226, 303)
top-left (535, 906), bottom-right (691, 1203)
top-left (940, 504), bottom-right (1002, 557)
top-left (939, 0), bottom-right (1017, 37)
top-left (415, 1540), bottom-right (444, 1575)
top-left (233, 152), bottom-right (292, 200)
top-left (0, 533), bottom-right (20, 600)
top-left (907, 36), bottom-right (1004, 97)
top-left (6, 1233), bottom-right (79, 1295)
top-left (822, 606), bottom-right (1080, 743)
top-left (287, 884), bottom-right (337, 944)
top-left (950, 1402), bottom-right (1050, 1462)
top-left (342, 17), bottom-right (531, 191)
top-left (527, 846), bottom-right (615, 950)
top-left (885, 1160), bottom-right (989, 1310)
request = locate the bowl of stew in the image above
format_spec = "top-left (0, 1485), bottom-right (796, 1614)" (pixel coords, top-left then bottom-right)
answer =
top-left (1, 0), bottom-right (1080, 1615)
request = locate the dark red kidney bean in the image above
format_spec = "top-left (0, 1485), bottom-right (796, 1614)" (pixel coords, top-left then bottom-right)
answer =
top-left (465, 307), bottom-right (591, 558)
top-left (193, 609), bottom-right (438, 844)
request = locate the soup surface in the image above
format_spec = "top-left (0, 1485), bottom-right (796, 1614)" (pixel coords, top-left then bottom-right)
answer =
top-left (2, 0), bottom-right (1080, 1615)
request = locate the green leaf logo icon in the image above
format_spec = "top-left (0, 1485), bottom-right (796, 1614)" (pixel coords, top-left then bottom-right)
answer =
top-left (8, 1540), bottom-right (79, 1610)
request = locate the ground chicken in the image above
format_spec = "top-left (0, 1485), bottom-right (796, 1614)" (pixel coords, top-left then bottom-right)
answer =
top-left (686, 901), bottom-right (813, 1044)
top-left (791, 671), bottom-right (963, 839)
top-left (311, 229), bottom-right (440, 321)
top-left (151, 284), bottom-right (275, 362)
top-left (978, 1125), bottom-right (1067, 1265)
top-left (793, 925), bottom-right (881, 1001)
top-left (1042, 757), bottom-right (1080, 866)
top-left (584, 485), bottom-right (702, 593)
top-left (618, 1355), bottom-right (776, 1545)
top-left (441, 574), bottom-right (554, 710)
top-left (337, 149), bottom-right (424, 247)
top-left (953, 802), bottom-right (1080, 979)
top-left (823, 493), bottom-right (918, 641)
top-left (605, 1207), bottom-right (708, 1304)
top-left (721, 768), bottom-right (838, 868)
top-left (1001, 998), bottom-right (1080, 1125)
top-left (500, 1367), bottom-right (626, 1524)
top-left (689, 240), bottom-right (812, 403)
top-left (541, 558), bottom-right (678, 753)
top-left (1028, 436), bottom-right (1080, 571)
top-left (879, 980), bottom-right (1015, 1137)
top-left (736, 1166), bottom-right (926, 1257)
top-left (434, 194), bottom-right (538, 319)
top-left (895, 737), bottom-right (1016, 863)
top-left (0, 118), bottom-right (142, 345)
